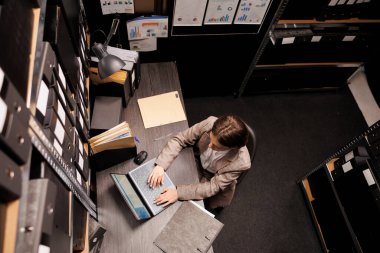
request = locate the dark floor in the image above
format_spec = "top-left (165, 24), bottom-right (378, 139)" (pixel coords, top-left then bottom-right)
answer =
top-left (183, 87), bottom-right (368, 253)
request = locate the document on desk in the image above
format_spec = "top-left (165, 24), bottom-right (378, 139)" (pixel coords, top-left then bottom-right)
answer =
top-left (154, 201), bottom-right (224, 253)
top-left (137, 91), bottom-right (187, 129)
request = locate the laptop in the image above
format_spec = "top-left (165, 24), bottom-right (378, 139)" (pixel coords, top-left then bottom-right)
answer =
top-left (110, 158), bottom-right (176, 220)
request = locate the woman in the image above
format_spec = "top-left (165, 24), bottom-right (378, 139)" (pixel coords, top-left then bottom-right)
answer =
top-left (148, 115), bottom-right (251, 210)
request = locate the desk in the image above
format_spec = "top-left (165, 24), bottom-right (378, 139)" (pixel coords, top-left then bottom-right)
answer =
top-left (95, 62), bottom-right (212, 252)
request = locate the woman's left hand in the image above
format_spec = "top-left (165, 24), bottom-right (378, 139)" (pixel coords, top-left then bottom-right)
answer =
top-left (154, 188), bottom-right (178, 207)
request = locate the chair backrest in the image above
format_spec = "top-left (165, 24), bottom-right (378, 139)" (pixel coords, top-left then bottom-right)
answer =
top-left (237, 123), bottom-right (256, 185)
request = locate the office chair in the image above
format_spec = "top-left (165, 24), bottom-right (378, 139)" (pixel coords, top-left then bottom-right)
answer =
top-left (237, 123), bottom-right (257, 185)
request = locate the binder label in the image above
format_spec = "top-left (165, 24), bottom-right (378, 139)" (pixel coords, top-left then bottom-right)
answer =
top-left (54, 119), bottom-right (65, 145)
top-left (79, 154), bottom-right (84, 170)
top-left (58, 65), bottom-right (66, 89)
top-left (344, 150), bottom-right (354, 162)
top-left (36, 80), bottom-right (49, 117)
top-left (57, 101), bottom-right (66, 126)
top-left (0, 98), bottom-right (7, 133)
top-left (363, 168), bottom-right (375, 186)
top-left (342, 161), bottom-right (353, 173)
top-left (54, 138), bottom-right (63, 156)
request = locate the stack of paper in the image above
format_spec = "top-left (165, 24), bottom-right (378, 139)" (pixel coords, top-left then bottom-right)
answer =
top-left (89, 121), bottom-right (135, 154)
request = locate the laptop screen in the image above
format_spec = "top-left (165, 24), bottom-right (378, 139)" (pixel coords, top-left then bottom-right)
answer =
top-left (110, 173), bottom-right (151, 220)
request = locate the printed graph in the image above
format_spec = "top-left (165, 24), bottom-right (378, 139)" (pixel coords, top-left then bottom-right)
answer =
top-left (129, 26), bottom-right (141, 39)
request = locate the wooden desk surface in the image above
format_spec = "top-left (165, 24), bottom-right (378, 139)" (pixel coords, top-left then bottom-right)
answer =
top-left (96, 62), bottom-right (210, 252)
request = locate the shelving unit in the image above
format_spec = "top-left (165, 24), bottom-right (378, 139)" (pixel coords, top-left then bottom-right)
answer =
top-left (0, 0), bottom-right (94, 252)
top-left (298, 121), bottom-right (380, 252)
top-left (237, 0), bottom-right (380, 96)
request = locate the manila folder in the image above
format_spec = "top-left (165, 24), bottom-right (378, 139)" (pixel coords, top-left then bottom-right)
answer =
top-left (137, 91), bottom-right (187, 129)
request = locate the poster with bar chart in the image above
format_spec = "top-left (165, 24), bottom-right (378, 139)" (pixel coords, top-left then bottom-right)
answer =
top-left (234, 0), bottom-right (272, 24)
top-left (173, 0), bottom-right (208, 26)
top-left (204, 0), bottom-right (240, 25)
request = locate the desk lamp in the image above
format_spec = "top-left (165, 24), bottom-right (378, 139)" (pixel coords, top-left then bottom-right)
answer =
top-left (92, 17), bottom-right (125, 79)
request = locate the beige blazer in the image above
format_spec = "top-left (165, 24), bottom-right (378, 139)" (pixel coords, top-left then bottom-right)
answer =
top-left (155, 116), bottom-right (251, 208)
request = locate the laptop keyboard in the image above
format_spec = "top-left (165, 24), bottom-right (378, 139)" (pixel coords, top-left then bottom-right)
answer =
top-left (129, 159), bottom-right (176, 215)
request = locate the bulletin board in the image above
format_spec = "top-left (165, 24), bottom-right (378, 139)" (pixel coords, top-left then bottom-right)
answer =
top-left (171, 0), bottom-right (274, 36)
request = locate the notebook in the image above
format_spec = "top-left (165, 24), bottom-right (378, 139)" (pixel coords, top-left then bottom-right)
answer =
top-left (110, 158), bottom-right (176, 220)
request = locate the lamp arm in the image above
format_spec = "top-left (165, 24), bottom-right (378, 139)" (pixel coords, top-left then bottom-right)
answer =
top-left (104, 17), bottom-right (120, 48)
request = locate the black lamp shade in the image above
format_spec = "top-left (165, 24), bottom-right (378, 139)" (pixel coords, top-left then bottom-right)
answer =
top-left (92, 43), bottom-right (125, 79)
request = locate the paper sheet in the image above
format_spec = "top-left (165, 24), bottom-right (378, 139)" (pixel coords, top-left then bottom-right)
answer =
top-left (173, 0), bottom-right (208, 26)
top-left (204, 0), bottom-right (240, 25)
top-left (137, 91), bottom-right (187, 129)
top-left (234, 0), bottom-right (272, 25)
top-left (129, 38), bottom-right (157, 52)
top-left (100, 0), bottom-right (134, 15)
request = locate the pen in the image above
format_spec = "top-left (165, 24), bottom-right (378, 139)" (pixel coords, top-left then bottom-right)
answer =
top-left (154, 132), bottom-right (173, 141)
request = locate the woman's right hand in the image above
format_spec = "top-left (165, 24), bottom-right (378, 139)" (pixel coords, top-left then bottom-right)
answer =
top-left (148, 165), bottom-right (165, 188)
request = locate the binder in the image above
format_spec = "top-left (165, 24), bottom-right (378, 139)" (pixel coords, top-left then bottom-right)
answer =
top-left (44, 107), bottom-right (74, 143)
top-left (0, 98), bottom-right (31, 164)
top-left (74, 142), bottom-right (89, 181)
top-left (0, 150), bottom-right (22, 202)
top-left (29, 161), bottom-right (72, 237)
top-left (44, 4), bottom-right (79, 92)
top-left (22, 179), bottom-right (57, 253)
top-left (76, 104), bottom-right (90, 141)
top-left (53, 65), bottom-right (76, 111)
top-left (75, 88), bottom-right (90, 130)
top-left (43, 126), bottom-right (74, 167)
top-left (72, 198), bottom-right (87, 251)
top-left (0, 76), bottom-right (29, 125)
top-left (39, 42), bottom-right (57, 85)
top-left (46, 86), bottom-right (75, 127)
top-left (154, 201), bottom-right (224, 253)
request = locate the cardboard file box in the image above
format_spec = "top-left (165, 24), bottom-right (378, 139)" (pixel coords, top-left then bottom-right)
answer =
top-left (0, 99), bottom-right (31, 164)
top-left (0, 75), bottom-right (29, 125)
top-left (90, 146), bottom-right (137, 171)
top-left (73, 166), bottom-right (88, 192)
top-left (0, 150), bottom-right (22, 202)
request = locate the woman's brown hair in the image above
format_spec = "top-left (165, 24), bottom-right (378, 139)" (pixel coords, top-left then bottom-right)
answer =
top-left (212, 115), bottom-right (249, 148)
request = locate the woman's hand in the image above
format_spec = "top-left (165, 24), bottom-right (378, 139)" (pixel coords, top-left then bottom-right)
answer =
top-left (148, 165), bottom-right (165, 188)
top-left (154, 188), bottom-right (178, 207)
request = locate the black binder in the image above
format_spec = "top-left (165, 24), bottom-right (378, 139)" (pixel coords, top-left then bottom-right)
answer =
top-left (0, 104), bottom-right (31, 164)
top-left (0, 150), bottom-right (22, 202)
top-left (0, 76), bottom-right (29, 125)
top-left (23, 179), bottom-right (57, 252)
top-left (154, 201), bottom-right (224, 253)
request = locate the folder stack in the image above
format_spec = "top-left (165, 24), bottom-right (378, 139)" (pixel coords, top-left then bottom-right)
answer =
top-left (89, 121), bottom-right (137, 171)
